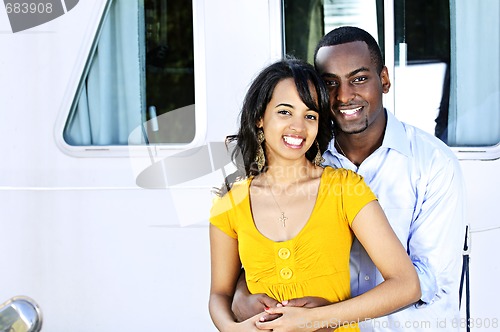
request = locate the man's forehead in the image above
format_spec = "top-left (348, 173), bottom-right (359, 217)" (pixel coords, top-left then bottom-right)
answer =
top-left (316, 42), bottom-right (372, 72)
top-left (317, 41), bottom-right (369, 58)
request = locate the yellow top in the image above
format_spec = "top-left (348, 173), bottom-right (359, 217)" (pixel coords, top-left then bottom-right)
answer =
top-left (210, 167), bottom-right (377, 331)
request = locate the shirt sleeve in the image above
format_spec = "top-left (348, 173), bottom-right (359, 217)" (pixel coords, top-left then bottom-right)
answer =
top-left (408, 153), bottom-right (467, 306)
top-left (209, 194), bottom-right (238, 239)
top-left (340, 169), bottom-right (378, 226)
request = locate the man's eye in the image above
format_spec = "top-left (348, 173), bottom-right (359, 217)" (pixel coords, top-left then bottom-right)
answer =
top-left (353, 76), bottom-right (367, 83)
top-left (324, 80), bottom-right (338, 88)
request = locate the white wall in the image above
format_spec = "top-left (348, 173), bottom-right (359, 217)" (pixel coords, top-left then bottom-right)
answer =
top-left (0, 0), bottom-right (280, 330)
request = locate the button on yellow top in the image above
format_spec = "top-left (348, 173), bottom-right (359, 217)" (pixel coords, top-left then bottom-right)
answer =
top-left (278, 248), bottom-right (291, 260)
top-left (280, 267), bottom-right (293, 279)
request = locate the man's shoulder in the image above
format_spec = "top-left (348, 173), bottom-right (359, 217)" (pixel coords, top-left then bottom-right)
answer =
top-left (398, 120), bottom-right (458, 162)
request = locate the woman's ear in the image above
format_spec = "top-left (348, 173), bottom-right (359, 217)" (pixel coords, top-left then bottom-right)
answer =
top-left (256, 118), bottom-right (263, 128)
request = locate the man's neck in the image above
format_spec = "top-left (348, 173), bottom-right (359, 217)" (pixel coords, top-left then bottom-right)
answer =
top-left (335, 110), bottom-right (387, 167)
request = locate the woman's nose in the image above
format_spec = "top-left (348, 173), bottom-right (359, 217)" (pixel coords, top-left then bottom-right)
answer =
top-left (289, 117), bottom-right (306, 132)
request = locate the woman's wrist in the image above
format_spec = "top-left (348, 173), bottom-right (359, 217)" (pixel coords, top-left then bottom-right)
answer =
top-left (310, 305), bottom-right (340, 329)
top-left (218, 320), bottom-right (239, 332)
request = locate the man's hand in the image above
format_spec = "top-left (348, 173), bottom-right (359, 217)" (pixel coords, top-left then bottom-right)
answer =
top-left (232, 270), bottom-right (280, 322)
top-left (283, 296), bottom-right (331, 308)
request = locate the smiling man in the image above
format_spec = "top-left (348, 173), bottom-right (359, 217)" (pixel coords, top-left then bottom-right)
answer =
top-left (232, 26), bottom-right (467, 332)
top-left (311, 26), bottom-right (467, 331)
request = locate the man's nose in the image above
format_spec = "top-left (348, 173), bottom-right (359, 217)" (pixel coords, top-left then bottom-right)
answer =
top-left (335, 83), bottom-right (355, 104)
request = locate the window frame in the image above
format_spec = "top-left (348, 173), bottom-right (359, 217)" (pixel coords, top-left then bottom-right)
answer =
top-left (55, 0), bottom-right (207, 158)
top-left (280, 0), bottom-right (500, 161)
top-left (383, 0), bottom-right (500, 160)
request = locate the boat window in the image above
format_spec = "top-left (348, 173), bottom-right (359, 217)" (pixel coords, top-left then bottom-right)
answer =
top-left (283, 0), bottom-right (384, 65)
top-left (63, 0), bottom-right (196, 147)
top-left (393, 0), bottom-right (500, 150)
top-left (283, 0), bottom-right (500, 157)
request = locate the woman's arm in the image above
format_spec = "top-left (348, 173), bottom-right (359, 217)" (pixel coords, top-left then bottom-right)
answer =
top-left (256, 201), bottom-right (421, 331)
top-left (328, 200), bottom-right (421, 320)
top-left (209, 224), bottom-right (242, 330)
top-left (209, 224), bottom-right (270, 332)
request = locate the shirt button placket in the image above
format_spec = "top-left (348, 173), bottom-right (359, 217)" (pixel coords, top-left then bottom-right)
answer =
top-left (280, 267), bottom-right (293, 279)
top-left (277, 247), bottom-right (294, 280)
top-left (278, 248), bottom-right (291, 260)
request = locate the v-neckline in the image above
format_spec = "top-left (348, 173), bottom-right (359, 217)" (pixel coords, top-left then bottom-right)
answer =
top-left (246, 168), bottom-right (326, 243)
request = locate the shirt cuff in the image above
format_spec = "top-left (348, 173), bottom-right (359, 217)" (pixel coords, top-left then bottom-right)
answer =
top-left (411, 256), bottom-right (438, 308)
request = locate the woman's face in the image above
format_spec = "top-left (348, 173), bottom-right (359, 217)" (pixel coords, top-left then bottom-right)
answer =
top-left (257, 78), bottom-right (319, 166)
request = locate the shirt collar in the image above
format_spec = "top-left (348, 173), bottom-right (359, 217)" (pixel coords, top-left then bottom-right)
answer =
top-left (381, 109), bottom-right (412, 157)
top-left (327, 109), bottom-right (412, 158)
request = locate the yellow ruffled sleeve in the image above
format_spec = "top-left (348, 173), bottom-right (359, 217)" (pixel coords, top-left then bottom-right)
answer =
top-left (209, 194), bottom-right (237, 239)
top-left (322, 167), bottom-right (377, 227)
top-left (340, 169), bottom-right (377, 226)
top-left (209, 179), bottom-right (251, 239)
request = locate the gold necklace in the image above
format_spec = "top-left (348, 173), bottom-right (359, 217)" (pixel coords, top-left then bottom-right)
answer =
top-left (335, 139), bottom-right (347, 157)
top-left (264, 178), bottom-right (288, 227)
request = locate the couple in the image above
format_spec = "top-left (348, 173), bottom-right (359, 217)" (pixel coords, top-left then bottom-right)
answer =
top-left (209, 26), bottom-right (465, 331)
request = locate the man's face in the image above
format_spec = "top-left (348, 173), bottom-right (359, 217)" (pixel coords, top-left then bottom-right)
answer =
top-left (315, 41), bottom-right (390, 135)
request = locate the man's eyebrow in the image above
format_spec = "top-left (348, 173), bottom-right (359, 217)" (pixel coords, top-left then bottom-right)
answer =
top-left (321, 67), bottom-right (371, 79)
top-left (321, 72), bottom-right (339, 80)
top-left (347, 67), bottom-right (370, 78)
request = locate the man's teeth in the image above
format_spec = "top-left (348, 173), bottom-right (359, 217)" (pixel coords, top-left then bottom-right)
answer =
top-left (283, 136), bottom-right (303, 145)
top-left (340, 107), bottom-right (362, 115)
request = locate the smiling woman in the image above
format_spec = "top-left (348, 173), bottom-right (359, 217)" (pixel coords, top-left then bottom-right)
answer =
top-left (208, 57), bottom-right (420, 332)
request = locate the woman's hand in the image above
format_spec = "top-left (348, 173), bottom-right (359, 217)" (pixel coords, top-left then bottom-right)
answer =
top-left (233, 312), bottom-right (274, 332)
top-left (255, 306), bottom-right (330, 332)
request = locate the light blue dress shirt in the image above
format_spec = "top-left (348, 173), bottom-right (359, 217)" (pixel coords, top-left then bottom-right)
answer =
top-left (323, 110), bottom-right (467, 332)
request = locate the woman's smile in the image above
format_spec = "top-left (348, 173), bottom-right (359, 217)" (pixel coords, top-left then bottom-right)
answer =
top-left (283, 135), bottom-right (305, 148)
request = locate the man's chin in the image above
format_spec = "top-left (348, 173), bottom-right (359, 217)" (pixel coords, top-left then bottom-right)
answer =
top-left (337, 125), bottom-right (368, 135)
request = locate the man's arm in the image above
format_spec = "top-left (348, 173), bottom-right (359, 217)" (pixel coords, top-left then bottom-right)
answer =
top-left (231, 269), bottom-right (280, 322)
top-left (232, 270), bottom-right (334, 327)
top-left (408, 154), bottom-right (466, 306)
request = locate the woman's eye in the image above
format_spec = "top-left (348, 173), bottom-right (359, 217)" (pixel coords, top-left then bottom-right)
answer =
top-left (305, 114), bottom-right (317, 120)
top-left (277, 110), bottom-right (291, 115)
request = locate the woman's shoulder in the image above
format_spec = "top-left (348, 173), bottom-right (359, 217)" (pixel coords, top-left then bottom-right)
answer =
top-left (211, 177), bottom-right (251, 212)
top-left (321, 166), bottom-right (362, 182)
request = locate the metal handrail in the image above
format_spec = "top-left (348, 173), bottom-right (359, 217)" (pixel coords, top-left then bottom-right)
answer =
top-left (0, 296), bottom-right (42, 332)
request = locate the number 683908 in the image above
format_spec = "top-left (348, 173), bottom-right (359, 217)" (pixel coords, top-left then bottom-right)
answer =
top-left (5, 2), bottom-right (53, 14)
top-left (452, 317), bottom-right (498, 329)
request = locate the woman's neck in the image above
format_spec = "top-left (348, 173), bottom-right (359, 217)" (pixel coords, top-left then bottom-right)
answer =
top-left (261, 160), bottom-right (319, 185)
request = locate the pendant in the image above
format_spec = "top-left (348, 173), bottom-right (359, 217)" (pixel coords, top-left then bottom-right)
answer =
top-left (279, 212), bottom-right (287, 227)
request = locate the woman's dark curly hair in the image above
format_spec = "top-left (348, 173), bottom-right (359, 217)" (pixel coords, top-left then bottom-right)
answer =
top-left (217, 57), bottom-right (333, 195)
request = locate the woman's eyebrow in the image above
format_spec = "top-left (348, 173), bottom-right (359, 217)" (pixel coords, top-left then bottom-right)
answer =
top-left (275, 103), bottom-right (294, 108)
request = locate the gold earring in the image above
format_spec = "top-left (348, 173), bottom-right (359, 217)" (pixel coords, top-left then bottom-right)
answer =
top-left (313, 141), bottom-right (325, 166)
top-left (255, 129), bottom-right (265, 172)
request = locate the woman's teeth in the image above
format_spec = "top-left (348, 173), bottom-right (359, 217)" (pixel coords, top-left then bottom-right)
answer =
top-left (283, 136), bottom-right (303, 145)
